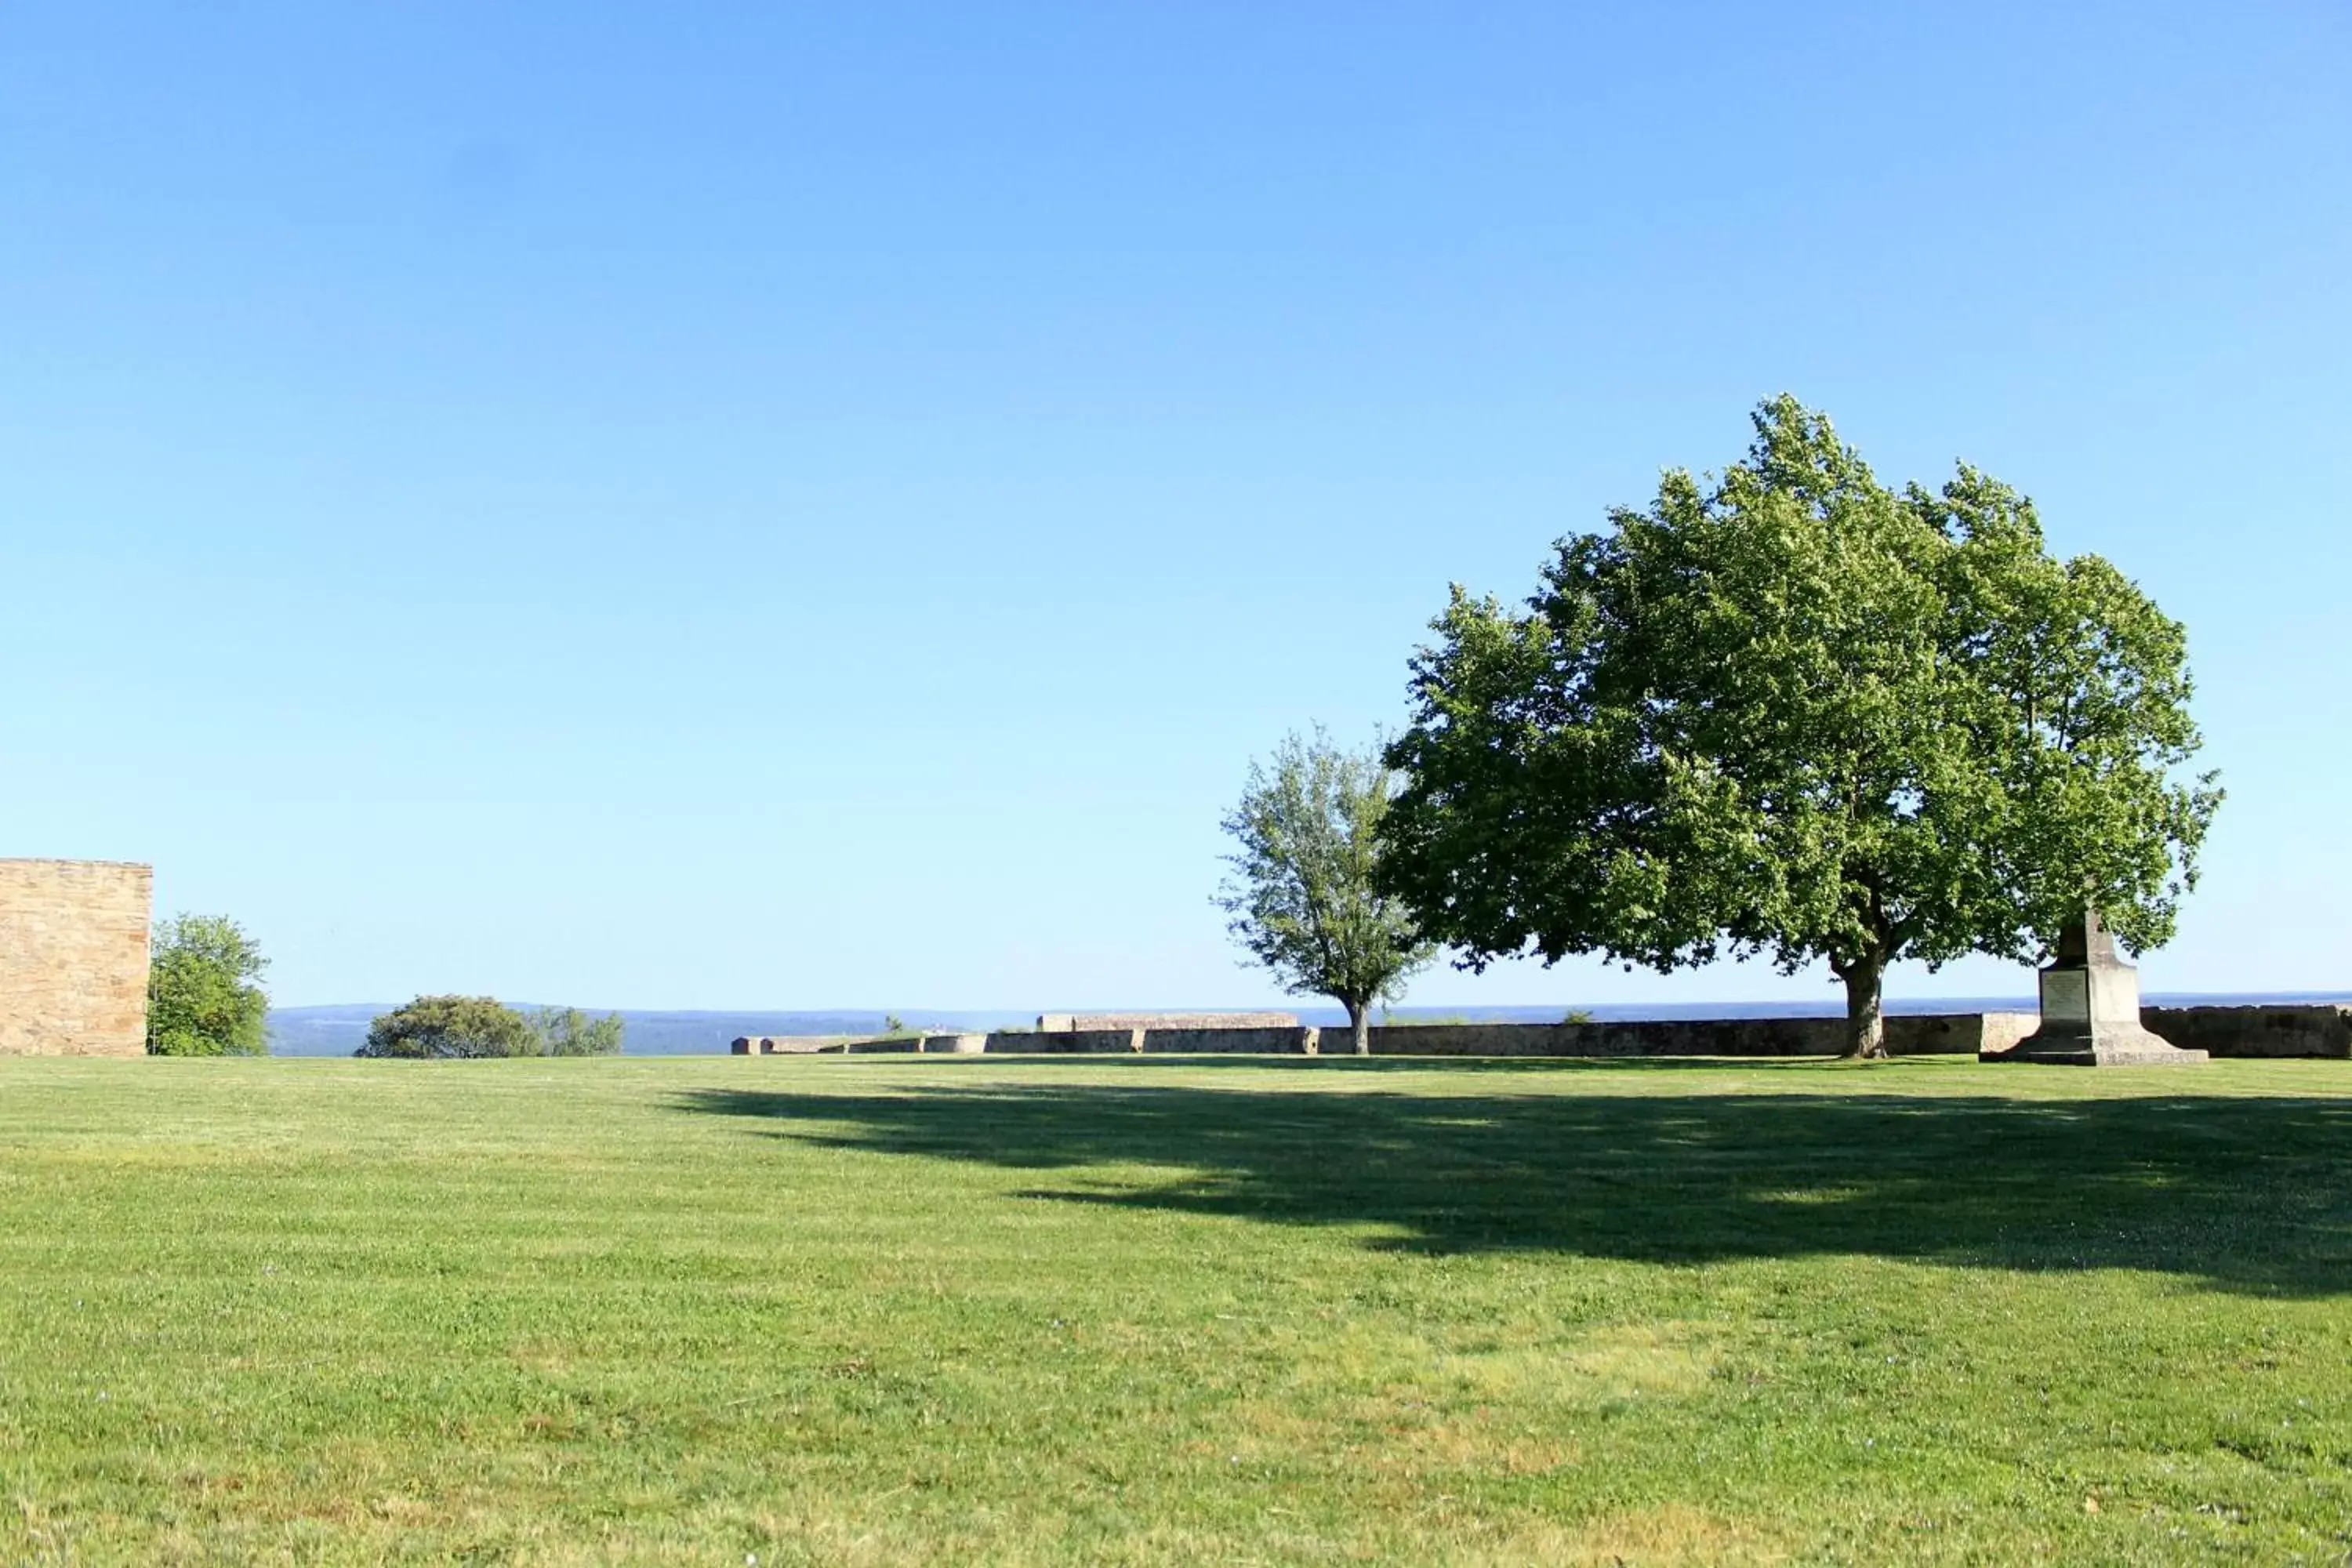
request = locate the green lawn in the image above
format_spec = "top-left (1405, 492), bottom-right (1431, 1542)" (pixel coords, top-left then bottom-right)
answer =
top-left (3, 1055), bottom-right (2349, 1564)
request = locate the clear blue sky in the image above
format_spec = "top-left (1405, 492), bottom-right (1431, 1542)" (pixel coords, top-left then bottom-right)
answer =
top-left (5, 2), bottom-right (2347, 1011)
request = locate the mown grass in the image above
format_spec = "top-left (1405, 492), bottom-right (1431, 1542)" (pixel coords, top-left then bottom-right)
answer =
top-left (2, 1054), bottom-right (2350, 1564)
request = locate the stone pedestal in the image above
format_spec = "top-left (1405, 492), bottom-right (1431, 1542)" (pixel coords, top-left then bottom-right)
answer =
top-left (1984, 910), bottom-right (2206, 1066)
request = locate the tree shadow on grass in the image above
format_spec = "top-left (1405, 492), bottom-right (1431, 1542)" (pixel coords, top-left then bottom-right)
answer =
top-left (674, 1071), bottom-right (2352, 1296)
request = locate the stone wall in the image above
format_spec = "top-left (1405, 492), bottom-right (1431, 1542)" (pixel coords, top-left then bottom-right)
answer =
top-left (733, 1035), bottom-right (865, 1054)
top-left (993, 1028), bottom-right (1145, 1054)
top-left (0, 858), bottom-right (153, 1058)
top-left (1354, 1014), bottom-right (2027, 1058)
top-left (1129, 1026), bottom-right (1317, 1054)
top-left (764, 1007), bottom-right (2346, 1062)
top-left (960, 1014), bottom-right (2022, 1058)
top-left (2143, 1004), bottom-right (2352, 1059)
top-left (1037, 1011), bottom-right (1298, 1032)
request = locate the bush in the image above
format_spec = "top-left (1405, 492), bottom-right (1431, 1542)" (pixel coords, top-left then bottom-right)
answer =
top-left (359, 996), bottom-right (539, 1059)
top-left (147, 914), bottom-right (270, 1056)
top-left (532, 1007), bottom-right (625, 1056)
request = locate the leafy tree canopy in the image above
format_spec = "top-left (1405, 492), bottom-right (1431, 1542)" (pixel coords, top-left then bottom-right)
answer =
top-left (147, 913), bottom-right (270, 1056)
top-left (1379, 396), bottom-right (2220, 1055)
top-left (359, 997), bottom-right (626, 1058)
top-left (532, 1006), bottom-right (626, 1057)
top-left (360, 995), bottom-right (540, 1059)
top-left (1218, 727), bottom-right (1437, 1054)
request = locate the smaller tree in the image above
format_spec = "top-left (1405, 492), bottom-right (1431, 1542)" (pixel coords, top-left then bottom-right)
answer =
top-left (147, 914), bottom-right (270, 1056)
top-left (531, 1006), bottom-right (625, 1056)
top-left (359, 995), bottom-right (539, 1059)
top-left (1216, 728), bottom-right (1437, 1054)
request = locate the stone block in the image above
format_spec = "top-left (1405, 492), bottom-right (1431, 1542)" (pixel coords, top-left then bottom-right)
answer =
top-left (0, 858), bottom-right (152, 1058)
top-left (921, 1033), bottom-right (989, 1054)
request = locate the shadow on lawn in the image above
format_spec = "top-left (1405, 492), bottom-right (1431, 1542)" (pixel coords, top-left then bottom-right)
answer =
top-left (675, 1068), bottom-right (2352, 1295)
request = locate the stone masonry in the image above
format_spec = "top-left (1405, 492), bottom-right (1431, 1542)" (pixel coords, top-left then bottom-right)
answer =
top-left (1036, 1011), bottom-right (1298, 1031)
top-left (746, 1007), bottom-right (2348, 1062)
top-left (0, 858), bottom-right (154, 1057)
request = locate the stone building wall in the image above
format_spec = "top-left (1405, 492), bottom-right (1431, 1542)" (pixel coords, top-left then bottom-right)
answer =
top-left (0, 858), bottom-right (153, 1057)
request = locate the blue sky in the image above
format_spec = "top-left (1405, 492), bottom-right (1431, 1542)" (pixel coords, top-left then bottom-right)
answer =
top-left (4, 2), bottom-right (2347, 1011)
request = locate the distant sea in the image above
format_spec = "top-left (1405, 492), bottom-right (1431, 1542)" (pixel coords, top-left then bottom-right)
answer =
top-left (265, 994), bottom-right (2352, 1058)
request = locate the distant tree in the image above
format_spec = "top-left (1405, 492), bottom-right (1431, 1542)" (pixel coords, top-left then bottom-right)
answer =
top-left (531, 1006), bottom-right (625, 1057)
top-left (1217, 728), bottom-right (1438, 1054)
top-left (146, 914), bottom-right (270, 1056)
top-left (1380, 396), bottom-right (2220, 1058)
top-left (358, 995), bottom-right (539, 1059)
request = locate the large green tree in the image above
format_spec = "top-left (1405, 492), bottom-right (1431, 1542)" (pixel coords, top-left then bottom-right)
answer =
top-left (147, 913), bottom-right (270, 1056)
top-left (1217, 728), bottom-right (1437, 1054)
top-left (1379, 397), bottom-right (2220, 1057)
top-left (359, 995), bottom-right (540, 1059)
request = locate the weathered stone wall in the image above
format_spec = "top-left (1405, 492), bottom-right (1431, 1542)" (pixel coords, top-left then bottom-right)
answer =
top-left (2143, 1004), bottom-right (2352, 1059)
top-left (0, 858), bottom-right (153, 1058)
top-left (960, 1014), bottom-right (2019, 1058)
top-left (1978, 1011), bottom-right (2041, 1056)
top-left (991, 1028), bottom-right (1145, 1054)
top-left (1356, 1016), bottom-right (2001, 1057)
top-left (840, 1036), bottom-right (925, 1054)
top-left (1133, 1026), bottom-right (1317, 1054)
top-left (1037, 1011), bottom-right (1298, 1032)
top-left (732, 1035), bottom-right (866, 1054)
top-left (922, 1033), bottom-right (990, 1055)
top-left (743, 1007), bottom-right (2350, 1062)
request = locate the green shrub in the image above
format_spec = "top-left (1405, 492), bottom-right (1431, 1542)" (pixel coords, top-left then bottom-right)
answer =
top-left (147, 914), bottom-right (269, 1056)
top-left (532, 1006), bottom-right (625, 1056)
top-left (359, 996), bottom-right (539, 1059)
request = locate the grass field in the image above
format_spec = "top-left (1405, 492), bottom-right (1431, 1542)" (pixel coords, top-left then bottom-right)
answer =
top-left (3, 1054), bottom-right (2350, 1564)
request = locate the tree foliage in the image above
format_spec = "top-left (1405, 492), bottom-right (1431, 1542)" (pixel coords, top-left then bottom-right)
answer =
top-left (531, 1006), bottom-right (626, 1056)
top-left (1217, 728), bottom-right (1437, 1054)
top-left (359, 996), bottom-right (626, 1058)
top-left (147, 913), bottom-right (270, 1056)
top-left (1380, 397), bottom-right (2220, 1056)
top-left (359, 995), bottom-right (540, 1059)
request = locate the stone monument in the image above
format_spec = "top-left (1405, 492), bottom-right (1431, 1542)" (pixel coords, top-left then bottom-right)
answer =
top-left (1983, 908), bottom-right (2205, 1066)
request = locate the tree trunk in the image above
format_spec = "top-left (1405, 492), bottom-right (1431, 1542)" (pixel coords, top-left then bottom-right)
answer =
top-left (1348, 1000), bottom-right (1370, 1056)
top-left (1839, 953), bottom-right (1889, 1059)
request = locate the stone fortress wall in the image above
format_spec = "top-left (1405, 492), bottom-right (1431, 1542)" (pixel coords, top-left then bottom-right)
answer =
top-left (735, 1005), bottom-right (2352, 1059)
top-left (0, 858), bottom-right (153, 1057)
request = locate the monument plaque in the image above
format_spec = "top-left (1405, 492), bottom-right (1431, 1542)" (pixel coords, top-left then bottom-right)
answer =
top-left (1984, 908), bottom-right (2206, 1067)
top-left (2040, 969), bottom-right (2089, 1025)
